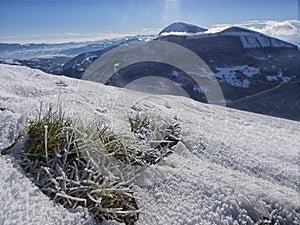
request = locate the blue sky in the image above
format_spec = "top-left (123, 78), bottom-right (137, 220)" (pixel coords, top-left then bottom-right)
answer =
top-left (0, 0), bottom-right (298, 43)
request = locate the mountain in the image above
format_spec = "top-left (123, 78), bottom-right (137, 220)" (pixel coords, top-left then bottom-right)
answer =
top-left (0, 35), bottom-right (156, 60)
top-left (0, 42), bottom-right (88, 60)
top-left (2, 56), bottom-right (71, 74)
top-left (158, 22), bottom-right (207, 35)
top-left (0, 41), bottom-right (112, 75)
top-left (0, 64), bottom-right (299, 224)
top-left (0, 35), bottom-right (155, 76)
top-left (60, 45), bottom-right (118, 79)
top-left (1, 23), bottom-right (299, 121)
top-left (59, 23), bottom-right (299, 121)
top-left (155, 25), bottom-right (299, 111)
top-left (60, 36), bottom-right (147, 79)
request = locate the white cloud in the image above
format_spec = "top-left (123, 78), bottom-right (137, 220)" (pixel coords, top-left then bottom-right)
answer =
top-left (249, 20), bottom-right (299, 36)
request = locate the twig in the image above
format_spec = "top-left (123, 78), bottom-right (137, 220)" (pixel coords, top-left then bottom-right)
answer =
top-left (44, 125), bottom-right (48, 162)
top-left (55, 193), bottom-right (87, 207)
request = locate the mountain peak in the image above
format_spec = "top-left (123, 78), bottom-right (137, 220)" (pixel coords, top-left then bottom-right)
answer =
top-left (159, 22), bottom-right (207, 35)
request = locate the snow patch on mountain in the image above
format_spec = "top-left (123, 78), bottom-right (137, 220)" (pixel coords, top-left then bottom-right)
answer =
top-left (266, 71), bottom-right (294, 83)
top-left (240, 34), bottom-right (294, 48)
top-left (215, 66), bottom-right (260, 88)
top-left (171, 70), bottom-right (180, 77)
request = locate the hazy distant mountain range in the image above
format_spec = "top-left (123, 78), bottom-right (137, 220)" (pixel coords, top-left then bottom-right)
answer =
top-left (1, 22), bottom-right (299, 121)
top-left (0, 35), bottom-right (155, 74)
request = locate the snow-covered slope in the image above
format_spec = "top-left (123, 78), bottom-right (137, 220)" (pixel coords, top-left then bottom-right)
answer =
top-left (0, 64), bottom-right (299, 224)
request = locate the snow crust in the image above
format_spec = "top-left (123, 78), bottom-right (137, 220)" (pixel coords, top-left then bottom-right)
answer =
top-left (0, 155), bottom-right (87, 225)
top-left (0, 64), bottom-right (299, 224)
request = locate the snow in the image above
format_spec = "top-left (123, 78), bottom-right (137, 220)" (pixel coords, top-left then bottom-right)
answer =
top-left (0, 64), bottom-right (299, 224)
top-left (215, 66), bottom-right (260, 88)
top-left (171, 70), bottom-right (180, 77)
top-left (240, 36), bottom-right (261, 48)
top-left (266, 71), bottom-right (293, 83)
top-left (192, 85), bottom-right (204, 93)
top-left (237, 32), bottom-right (276, 48)
top-left (256, 36), bottom-right (272, 47)
top-left (241, 35), bottom-right (289, 49)
top-left (0, 155), bottom-right (87, 225)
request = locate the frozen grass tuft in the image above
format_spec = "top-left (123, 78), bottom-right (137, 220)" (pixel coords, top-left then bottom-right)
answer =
top-left (21, 107), bottom-right (139, 224)
top-left (18, 107), bottom-right (181, 224)
top-left (128, 112), bottom-right (182, 164)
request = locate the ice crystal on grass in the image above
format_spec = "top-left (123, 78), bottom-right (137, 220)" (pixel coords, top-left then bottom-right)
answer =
top-left (128, 112), bottom-right (182, 164)
top-left (21, 107), bottom-right (139, 224)
top-left (18, 108), bottom-right (181, 224)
